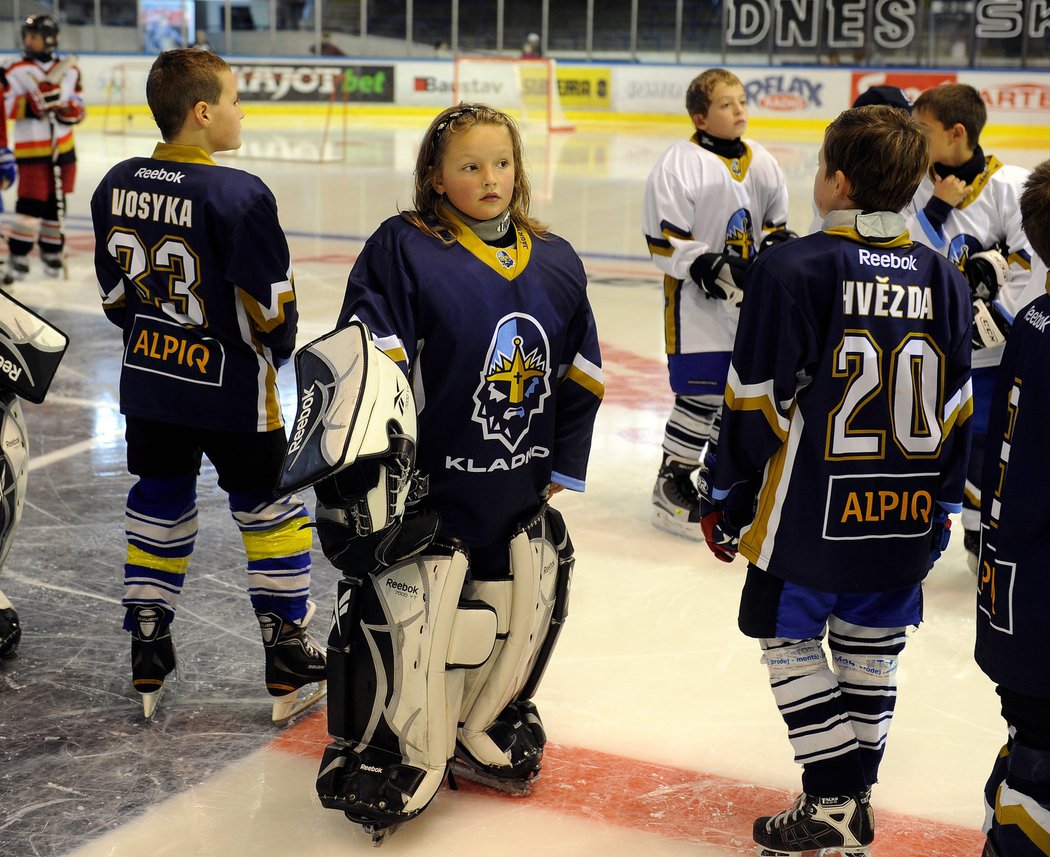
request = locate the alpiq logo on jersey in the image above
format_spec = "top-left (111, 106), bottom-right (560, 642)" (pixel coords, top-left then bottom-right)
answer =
top-left (823, 473), bottom-right (941, 541)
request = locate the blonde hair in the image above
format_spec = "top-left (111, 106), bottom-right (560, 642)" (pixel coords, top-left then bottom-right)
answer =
top-left (404, 103), bottom-right (548, 244)
top-left (685, 68), bottom-right (743, 119)
top-left (822, 105), bottom-right (930, 213)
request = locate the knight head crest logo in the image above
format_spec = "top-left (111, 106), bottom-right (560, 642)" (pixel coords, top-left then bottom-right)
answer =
top-left (496, 249), bottom-right (515, 269)
top-left (472, 313), bottom-right (551, 452)
top-left (948, 234), bottom-right (981, 272)
top-left (725, 208), bottom-right (755, 260)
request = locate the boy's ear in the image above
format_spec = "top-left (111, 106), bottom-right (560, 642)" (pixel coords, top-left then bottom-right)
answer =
top-left (950, 122), bottom-right (968, 145)
top-left (834, 169), bottom-right (853, 204)
top-left (192, 100), bottom-right (209, 127)
top-left (691, 112), bottom-right (707, 131)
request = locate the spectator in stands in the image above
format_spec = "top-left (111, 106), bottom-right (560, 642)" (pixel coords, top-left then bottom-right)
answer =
top-left (522, 33), bottom-right (541, 58)
top-left (310, 32), bottom-right (345, 56)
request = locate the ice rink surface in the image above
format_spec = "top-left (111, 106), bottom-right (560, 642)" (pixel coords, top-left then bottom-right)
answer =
top-left (0, 114), bottom-right (1045, 856)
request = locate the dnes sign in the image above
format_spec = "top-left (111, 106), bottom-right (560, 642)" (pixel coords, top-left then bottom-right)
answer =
top-left (726, 0), bottom-right (1050, 50)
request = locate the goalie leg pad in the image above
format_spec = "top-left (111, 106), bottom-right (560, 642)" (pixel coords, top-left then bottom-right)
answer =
top-left (455, 506), bottom-right (574, 781)
top-left (317, 542), bottom-right (497, 827)
top-left (0, 393), bottom-right (28, 569)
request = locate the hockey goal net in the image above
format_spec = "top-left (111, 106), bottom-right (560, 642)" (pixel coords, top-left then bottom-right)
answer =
top-left (453, 57), bottom-right (574, 132)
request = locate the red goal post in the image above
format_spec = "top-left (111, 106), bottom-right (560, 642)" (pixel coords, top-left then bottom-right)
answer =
top-left (452, 57), bottom-right (574, 133)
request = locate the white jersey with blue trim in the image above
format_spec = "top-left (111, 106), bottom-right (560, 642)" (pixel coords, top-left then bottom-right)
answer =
top-left (642, 134), bottom-right (788, 356)
top-left (337, 212), bottom-right (604, 555)
top-left (904, 157), bottom-right (1033, 369)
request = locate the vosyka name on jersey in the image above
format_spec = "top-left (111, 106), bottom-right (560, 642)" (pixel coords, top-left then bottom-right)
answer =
top-left (842, 249), bottom-right (932, 320)
top-left (109, 185), bottom-right (193, 228)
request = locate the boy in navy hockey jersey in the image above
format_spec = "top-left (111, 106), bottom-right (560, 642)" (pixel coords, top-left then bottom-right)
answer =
top-left (642, 68), bottom-right (788, 540)
top-left (976, 159), bottom-right (1050, 857)
top-left (906, 83), bottom-right (1037, 571)
top-left (701, 106), bottom-right (973, 856)
top-left (90, 49), bottom-right (325, 724)
top-left (308, 103), bottom-right (604, 840)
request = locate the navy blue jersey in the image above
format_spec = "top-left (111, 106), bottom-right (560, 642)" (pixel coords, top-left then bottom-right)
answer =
top-left (91, 143), bottom-right (297, 432)
top-left (337, 212), bottom-right (604, 555)
top-left (976, 293), bottom-right (1050, 696)
top-left (712, 213), bottom-right (973, 592)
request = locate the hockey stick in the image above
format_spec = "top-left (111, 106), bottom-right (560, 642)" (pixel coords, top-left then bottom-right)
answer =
top-left (44, 54), bottom-right (76, 281)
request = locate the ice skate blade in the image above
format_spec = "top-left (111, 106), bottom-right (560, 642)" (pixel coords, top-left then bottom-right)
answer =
top-left (360, 821), bottom-right (399, 847)
top-left (140, 687), bottom-right (163, 721)
top-left (271, 680), bottom-right (327, 726)
top-left (651, 508), bottom-right (704, 541)
top-left (449, 758), bottom-right (536, 796)
top-left (756, 847), bottom-right (872, 857)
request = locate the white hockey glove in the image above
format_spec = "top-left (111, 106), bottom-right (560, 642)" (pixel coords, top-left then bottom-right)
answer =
top-left (689, 251), bottom-right (749, 306)
top-left (972, 298), bottom-right (1010, 350)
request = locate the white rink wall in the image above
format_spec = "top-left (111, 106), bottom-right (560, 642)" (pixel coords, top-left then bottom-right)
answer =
top-left (28, 53), bottom-right (1050, 129)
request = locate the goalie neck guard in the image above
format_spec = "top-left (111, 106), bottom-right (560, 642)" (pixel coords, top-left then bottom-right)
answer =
top-left (277, 320), bottom-right (416, 496)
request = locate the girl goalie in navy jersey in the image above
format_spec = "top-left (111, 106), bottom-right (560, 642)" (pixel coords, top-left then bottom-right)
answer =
top-left (302, 103), bottom-right (604, 842)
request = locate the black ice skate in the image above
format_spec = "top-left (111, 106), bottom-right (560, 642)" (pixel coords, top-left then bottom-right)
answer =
top-left (753, 791), bottom-right (874, 857)
top-left (257, 600), bottom-right (327, 726)
top-left (130, 605), bottom-right (176, 720)
top-left (651, 456), bottom-right (704, 541)
top-left (450, 700), bottom-right (545, 796)
top-left (0, 588), bottom-right (21, 659)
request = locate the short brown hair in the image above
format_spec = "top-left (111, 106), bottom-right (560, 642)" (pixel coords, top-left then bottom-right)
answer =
top-left (912, 83), bottom-right (987, 149)
top-left (821, 105), bottom-right (930, 213)
top-left (686, 68), bottom-right (743, 119)
top-left (147, 49), bottom-right (230, 141)
top-left (406, 103), bottom-right (547, 244)
top-left (1020, 160), bottom-right (1050, 267)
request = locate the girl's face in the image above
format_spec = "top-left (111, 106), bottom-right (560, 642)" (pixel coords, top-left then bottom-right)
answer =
top-left (433, 122), bottom-right (515, 221)
top-left (695, 82), bottom-right (748, 139)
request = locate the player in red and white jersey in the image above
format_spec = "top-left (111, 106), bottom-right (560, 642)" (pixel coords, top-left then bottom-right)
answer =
top-left (2, 14), bottom-right (85, 282)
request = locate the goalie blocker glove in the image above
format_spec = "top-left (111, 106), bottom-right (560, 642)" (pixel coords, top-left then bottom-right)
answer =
top-left (689, 251), bottom-right (749, 305)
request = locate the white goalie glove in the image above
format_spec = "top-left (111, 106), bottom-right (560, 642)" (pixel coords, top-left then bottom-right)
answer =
top-left (965, 249), bottom-right (1011, 350)
top-left (277, 320), bottom-right (419, 538)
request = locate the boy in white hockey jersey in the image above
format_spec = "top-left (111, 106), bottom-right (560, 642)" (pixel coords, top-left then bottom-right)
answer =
top-left (906, 83), bottom-right (1035, 571)
top-left (3, 14), bottom-right (84, 282)
top-left (976, 160), bottom-right (1050, 857)
top-left (642, 68), bottom-right (788, 540)
top-left (702, 106), bottom-right (972, 856)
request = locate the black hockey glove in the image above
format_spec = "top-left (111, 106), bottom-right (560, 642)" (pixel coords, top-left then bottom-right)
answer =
top-left (972, 298), bottom-right (1010, 350)
top-left (927, 505), bottom-right (953, 571)
top-left (758, 228), bottom-right (798, 255)
top-left (696, 459), bottom-right (755, 564)
top-left (689, 251), bottom-right (749, 306)
top-left (965, 249), bottom-right (1009, 303)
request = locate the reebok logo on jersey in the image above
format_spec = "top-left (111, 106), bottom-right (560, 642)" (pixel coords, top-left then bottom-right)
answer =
top-left (1023, 304), bottom-right (1050, 333)
top-left (134, 167), bottom-right (186, 183)
top-left (857, 248), bottom-right (918, 271)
